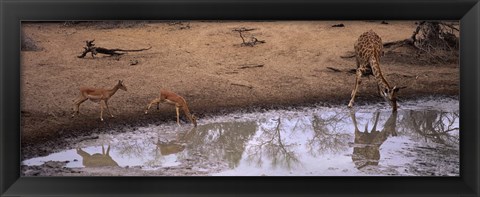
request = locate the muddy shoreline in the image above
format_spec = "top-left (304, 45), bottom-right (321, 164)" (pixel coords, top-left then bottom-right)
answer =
top-left (21, 94), bottom-right (459, 160)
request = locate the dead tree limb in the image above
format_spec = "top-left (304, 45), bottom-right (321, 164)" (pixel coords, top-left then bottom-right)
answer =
top-left (231, 82), bottom-right (253, 89)
top-left (232, 28), bottom-right (266, 47)
top-left (326, 67), bottom-right (357, 74)
top-left (239, 64), bottom-right (264, 69)
top-left (326, 67), bottom-right (342, 72)
top-left (77, 40), bottom-right (152, 58)
top-left (383, 39), bottom-right (413, 48)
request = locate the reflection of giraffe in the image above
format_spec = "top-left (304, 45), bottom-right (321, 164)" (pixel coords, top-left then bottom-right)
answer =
top-left (350, 110), bottom-right (398, 169)
top-left (348, 30), bottom-right (405, 111)
top-left (76, 145), bottom-right (118, 167)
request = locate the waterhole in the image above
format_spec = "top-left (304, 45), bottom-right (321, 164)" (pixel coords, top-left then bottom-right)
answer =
top-left (22, 98), bottom-right (459, 176)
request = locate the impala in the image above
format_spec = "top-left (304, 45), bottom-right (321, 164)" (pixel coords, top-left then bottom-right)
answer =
top-left (72, 80), bottom-right (127, 121)
top-left (145, 89), bottom-right (197, 127)
top-left (76, 145), bottom-right (119, 167)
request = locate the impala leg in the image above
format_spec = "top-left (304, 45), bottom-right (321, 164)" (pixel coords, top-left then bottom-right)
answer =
top-left (72, 97), bottom-right (88, 117)
top-left (348, 70), bottom-right (362, 108)
top-left (176, 106), bottom-right (181, 126)
top-left (182, 107), bottom-right (197, 127)
top-left (104, 100), bottom-right (114, 118)
top-left (145, 98), bottom-right (161, 114)
top-left (100, 101), bottom-right (104, 121)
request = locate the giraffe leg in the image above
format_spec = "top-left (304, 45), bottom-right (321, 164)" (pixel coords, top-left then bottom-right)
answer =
top-left (349, 109), bottom-right (360, 133)
top-left (348, 70), bottom-right (362, 108)
top-left (376, 84), bottom-right (382, 97)
top-left (370, 111), bottom-right (381, 132)
top-left (176, 106), bottom-right (181, 126)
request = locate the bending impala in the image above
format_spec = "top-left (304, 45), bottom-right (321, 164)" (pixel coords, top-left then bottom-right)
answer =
top-left (145, 89), bottom-right (197, 127)
top-left (72, 80), bottom-right (127, 121)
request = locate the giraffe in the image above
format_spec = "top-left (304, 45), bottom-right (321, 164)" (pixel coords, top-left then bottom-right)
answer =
top-left (350, 110), bottom-right (398, 169)
top-left (347, 30), bottom-right (405, 111)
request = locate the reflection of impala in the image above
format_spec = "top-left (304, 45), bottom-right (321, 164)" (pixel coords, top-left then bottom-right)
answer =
top-left (350, 110), bottom-right (398, 169)
top-left (155, 128), bottom-right (196, 156)
top-left (72, 80), bottom-right (127, 121)
top-left (156, 142), bottom-right (186, 156)
top-left (145, 89), bottom-right (197, 127)
top-left (76, 145), bottom-right (119, 167)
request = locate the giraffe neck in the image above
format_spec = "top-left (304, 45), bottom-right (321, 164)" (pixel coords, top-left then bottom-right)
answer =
top-left (369, 57), bottom-right (391, 91)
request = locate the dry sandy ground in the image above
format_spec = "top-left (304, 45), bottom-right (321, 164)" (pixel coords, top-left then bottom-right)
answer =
top-left (21, 21), bottom-right (459, 158)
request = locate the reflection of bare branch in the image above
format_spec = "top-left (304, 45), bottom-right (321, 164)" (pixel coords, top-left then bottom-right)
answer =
top-left (306, 113), bottom-right (350, 156)
top-left (114, 139), bottom-right (151, 159)
top-left (184, 122), bottom-right (257, 168)
top-left (246, 118), bottom-right (300, 169)
top-left (401, 110), bottom-right (459, 146)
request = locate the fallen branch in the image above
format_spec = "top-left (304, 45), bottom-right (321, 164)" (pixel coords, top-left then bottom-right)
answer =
top-left (232, 28), bottom-right (266, 47)
top-left (383, 39), bottom-right (412, 48)
top-left (239, 64), bottom-right (264, 69)
top-left (326, 67), bottom-right (342, 72)
top-left (232, 27), bottom-right (257, 32)
top-left (231, 82), bottom-right (253, 89)
top-left (387, 73), bottom-right (416, 78)
top-left (326, 67), bottom-right (356, 74)
top-left (77, 40), bottom-right (152, 58)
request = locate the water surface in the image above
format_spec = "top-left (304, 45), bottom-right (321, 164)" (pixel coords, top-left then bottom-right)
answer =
top-left (23, 98), bottom-right (460, 176)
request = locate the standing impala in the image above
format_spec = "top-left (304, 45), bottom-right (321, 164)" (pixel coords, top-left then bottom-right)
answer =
top-left (72, 80), bottom-right (127, 121)
top-left (145, 89), bottom-right (197, 127)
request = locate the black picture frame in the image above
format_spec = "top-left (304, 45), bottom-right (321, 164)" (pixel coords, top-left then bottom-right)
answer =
top-left (1, 0), bottom-right (479, 196)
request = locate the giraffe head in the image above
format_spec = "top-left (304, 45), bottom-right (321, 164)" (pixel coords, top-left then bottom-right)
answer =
top-left (382, 86), bottom-right (406, 111)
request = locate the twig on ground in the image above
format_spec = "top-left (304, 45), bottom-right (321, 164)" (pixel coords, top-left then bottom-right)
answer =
top-left (231, 83), bottom-right (253, 89)
top-left (239, 64), bottom-right (264, 69)
top-left (232, 28), bottom-right (266, 47)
